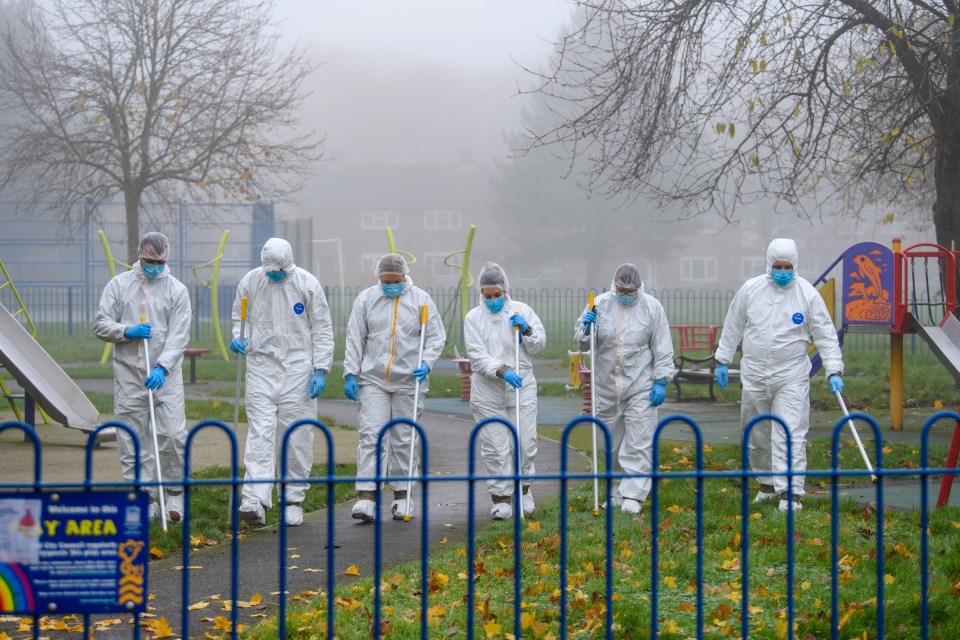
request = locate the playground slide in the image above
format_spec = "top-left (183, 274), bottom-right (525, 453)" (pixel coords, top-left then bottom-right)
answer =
top-left (910, 312), bottom-right (960, 387)
top-left (0, 302), bottom-right (112, 441)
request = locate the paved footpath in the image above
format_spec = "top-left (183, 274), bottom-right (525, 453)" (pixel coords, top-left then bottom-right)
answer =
top-left (0, 397), bottom-right (587, 636)
top-left (144, 400), bottom-right (586, 635)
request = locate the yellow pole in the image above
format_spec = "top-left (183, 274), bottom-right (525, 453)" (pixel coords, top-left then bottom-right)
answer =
top-left (891, 236), bottom-right (903, 430)
top-left (459, 225), bottom-right (476, 328)
top-left (210, 230), bottom-right (230, 361)
top-left (97, 230), bottom-right (126, 365)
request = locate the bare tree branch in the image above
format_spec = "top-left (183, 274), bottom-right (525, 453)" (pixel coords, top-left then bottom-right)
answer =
top-left (524, 1), bottom-right (960, 246)
top-left (0, 0), bottom-right (322, 261)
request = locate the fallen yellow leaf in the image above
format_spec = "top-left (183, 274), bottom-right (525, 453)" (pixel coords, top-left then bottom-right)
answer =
top-left (484, 620), bottom-right (502, 637)
top-left (344, 565), bottom-right (360, 576)
top-left (149, 547), bottom-right (164, 560)
top-left (187, 601), bottom-right (210, 611)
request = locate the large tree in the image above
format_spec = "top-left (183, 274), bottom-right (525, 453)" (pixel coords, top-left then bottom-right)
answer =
top-left (526, 1), bottom-right (958, 248)
top-left (0, 0), bottom-right (321, 262)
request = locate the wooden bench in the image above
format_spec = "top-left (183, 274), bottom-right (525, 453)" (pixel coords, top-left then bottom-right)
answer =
top-left (672, 325), bottom-right (739, 401)
top-left (183, 348), bottom-right (212, 384)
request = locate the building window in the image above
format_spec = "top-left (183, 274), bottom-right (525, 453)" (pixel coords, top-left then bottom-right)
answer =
top-left (423, 209), bottom-right (462, 230)
top-left (741, 257), bottom-right (766, 280)
top-left (360, 253), bottom-right (381, 275)
top-left (681, 257), bottom-right (717, 282)
top-left (361, 210), bottom-right (399, 230)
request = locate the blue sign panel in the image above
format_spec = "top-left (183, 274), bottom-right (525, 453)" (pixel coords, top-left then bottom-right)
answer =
top-left (0, 491), bottom-right (150, 614)
top-left (842, 241), bottom-right (895, 326)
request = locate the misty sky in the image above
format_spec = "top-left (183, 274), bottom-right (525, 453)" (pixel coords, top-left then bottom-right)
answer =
top-left (271, 0), bottom-right (576, 168)
top-left (273, 0), bottom-right (574, 70)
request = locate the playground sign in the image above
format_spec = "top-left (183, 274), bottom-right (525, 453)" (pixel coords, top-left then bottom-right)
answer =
top-left (842, 241), bottom-right (894, 326)
top-left (0, 491), bottom-right (150, 614)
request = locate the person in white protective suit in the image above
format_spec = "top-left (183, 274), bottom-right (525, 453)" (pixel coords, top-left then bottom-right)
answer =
top-left (94, 232), bottom-right (191, 524)
top-left (714, 238), bottom-right (844, 512)
top-left (464, 262), bottom-right (547, 520)
top-left (343, 254), bottom-right (446, 521)
top-left (229, 238), bottom-right (334, 527)
top-left (574, 263), bottom-right (675, 516)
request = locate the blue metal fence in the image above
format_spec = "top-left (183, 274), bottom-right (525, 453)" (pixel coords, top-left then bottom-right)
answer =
top-left (2, 410), bottom-right (958, 639)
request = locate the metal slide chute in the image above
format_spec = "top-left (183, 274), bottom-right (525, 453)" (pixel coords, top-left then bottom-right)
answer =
top-left (0, 301), bottom-right (111, 441)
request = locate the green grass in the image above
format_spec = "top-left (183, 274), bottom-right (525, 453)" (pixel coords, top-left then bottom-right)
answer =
top-left (244, 442), bottom-right (960, 640)
top-left (147, 463), bottom-right (358, 556)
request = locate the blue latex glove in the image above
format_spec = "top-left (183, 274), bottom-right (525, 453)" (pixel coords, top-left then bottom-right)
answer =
top-left (309, 369), bottom-right (327, 399)
top-left (145, 366), bottom-right (165, 390)
top-left (510, 314), bottom-right (529, 333)
top-left (125, 323), bottom-right (152, 339)
top-left (714, 363), bottom-right (729, 391)
top-left (412, 361), bottom-right (430, 383)
top-left (229, 337), bottom-right (248, 354)
top-left (650, 380), bottom-right (667, 407)
top-left (829, 375), bottom-right (844, 394)
top-left (502, 369), bottom-right (523, 389)
top-left (344, 374), bottom-right (359, 401)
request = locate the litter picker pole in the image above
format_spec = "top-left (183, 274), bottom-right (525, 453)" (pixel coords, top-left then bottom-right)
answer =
top-left (835, 390), bottom-right (878, 483)
top-left (141, 312), bottom-right (168, 531)
top-left (589, 291), bottom-right (600, 515)
top-left (232, 298), bottom-right (247, 430)
top-left (403, 305), bottom-right (429, 522)
top-left (515, 317), bottom-right (523, 520)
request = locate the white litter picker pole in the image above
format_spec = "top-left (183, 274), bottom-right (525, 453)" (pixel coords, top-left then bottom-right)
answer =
top-left (835, 390), bottom-right (878, 484)
top-left (514, 318), bottom-right (524, 520)
top-left (403, 305), bottom-right (429, 522)
top-left (588, 291), bottom-right (600, 515)
top-left (141, 312), bottom-right (168, 531)
top-left (232, 298), bottom-right (247, 431)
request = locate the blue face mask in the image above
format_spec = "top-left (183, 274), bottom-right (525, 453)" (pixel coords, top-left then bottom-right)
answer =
top-left (615, 292), bottom-right (637, 306)
top-left (266, 270), bottom-right (286, 282)
top-left (381, 283), bottom-right (405, 298)
top-left (142, 263), bottom-right (164, 279)
top-left (771, 268), bottom-right (794, 287)
top-left (484, 296), bottom-right (505, 313)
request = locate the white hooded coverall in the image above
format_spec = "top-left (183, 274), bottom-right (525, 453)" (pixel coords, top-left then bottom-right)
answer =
top-left (465, 297), bottom-right (546, 497)
top-left (343, 277), bottom-right (446, 491)
top-left (94, 262), bottom-right (190, 497)
top-left (574, 283), bottom-right (675, 502)
top-left (232, 239), bottom-right (334, 509)
top-left (714, 238), bottom-right (844, 496)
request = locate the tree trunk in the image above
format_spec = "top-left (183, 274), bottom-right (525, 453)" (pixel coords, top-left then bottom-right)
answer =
top-left (124, 189), bottom-right (142, 264)
top-left (933, 123), bottom-right (960, 252)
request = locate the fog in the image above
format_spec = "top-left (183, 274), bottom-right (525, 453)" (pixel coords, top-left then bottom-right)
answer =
top-left (265, 0), bottom-right (934, 291)
top-left (0, 0), bottom-right (937, 293)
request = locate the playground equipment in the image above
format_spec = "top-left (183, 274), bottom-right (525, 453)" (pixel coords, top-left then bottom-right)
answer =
top-left (0, 301), bottom-right (110, 442)
top-left (810, 238), bottom-right (960, 506)
top-left (190, 230), bottom-right (231, 361)
top-left (97, 230), bottom-right (131, 365)
top-left (0, 259), bottom-right (44, 423)
top-left (384, 224), bottom-right (477, 344)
